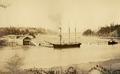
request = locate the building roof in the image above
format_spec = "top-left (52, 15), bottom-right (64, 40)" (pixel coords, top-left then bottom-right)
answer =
top-left (23, 37), bottom-right (32, 40)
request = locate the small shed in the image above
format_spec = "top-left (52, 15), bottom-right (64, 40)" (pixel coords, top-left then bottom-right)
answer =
top-left (23, 37), bottom-right (32, 45)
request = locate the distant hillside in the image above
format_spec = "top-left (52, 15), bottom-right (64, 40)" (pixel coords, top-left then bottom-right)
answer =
top-left (82, 29), bottom-right (96, 36)
top-left (82, 24), bottom-right (120, 37)
top-left (97, 24), bottom-right (120, 37)
top-left (0, 27), bottom-right (56, 37)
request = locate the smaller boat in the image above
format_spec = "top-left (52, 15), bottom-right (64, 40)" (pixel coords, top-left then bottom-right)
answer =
top-left (108, 39), bottom-right (118, 45)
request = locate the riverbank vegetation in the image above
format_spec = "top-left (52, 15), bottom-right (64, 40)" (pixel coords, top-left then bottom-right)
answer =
top-left (0, 54), bottom-right (119, 74)
top-left (83, 24), bottom-right (120, 37)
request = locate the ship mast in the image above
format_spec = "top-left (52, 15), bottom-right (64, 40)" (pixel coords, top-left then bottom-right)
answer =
top-left (59, 27), bottom-right (62, 45)
top-left (69, 27), bottom-right (70, 43)
top-left (75, 27), bottom-right (76, 43)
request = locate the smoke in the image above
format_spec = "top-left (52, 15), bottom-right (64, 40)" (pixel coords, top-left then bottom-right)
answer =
top-left (48, 0), bottom-right (63, 30)
top-left (48, 13), bottom-right (62, 27)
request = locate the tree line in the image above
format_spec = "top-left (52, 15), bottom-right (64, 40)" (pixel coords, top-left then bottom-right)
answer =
top-left (0, 27), bottom-right (47, 37)
top-left (83, 24), bottom-right (120, 37)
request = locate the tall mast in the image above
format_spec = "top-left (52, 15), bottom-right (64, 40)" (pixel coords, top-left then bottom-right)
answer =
top-left (59, 27), bottom-right (62, 45)
top-left (75, 27), bottom-right (76, 43)
top-left (69, 27), bottom-right (70, 43)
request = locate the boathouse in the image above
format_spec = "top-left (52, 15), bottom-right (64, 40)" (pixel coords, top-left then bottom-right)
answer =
top-left (23, 37), bottom-right (32, 45)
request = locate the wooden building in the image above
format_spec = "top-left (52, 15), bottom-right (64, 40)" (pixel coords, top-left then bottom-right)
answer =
top-left (23, 37), bottom-right (32, 45)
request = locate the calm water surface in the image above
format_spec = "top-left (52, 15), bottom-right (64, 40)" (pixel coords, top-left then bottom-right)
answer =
top-left (0, 35), bottom-right (120, 70)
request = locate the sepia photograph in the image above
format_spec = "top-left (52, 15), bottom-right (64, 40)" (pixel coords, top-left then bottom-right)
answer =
top-left (0, 0), bottom-right (120, 74)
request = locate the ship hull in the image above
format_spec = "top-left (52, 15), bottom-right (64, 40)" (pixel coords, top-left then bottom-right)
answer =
top-left (53, 43), bottom-right (81, 49)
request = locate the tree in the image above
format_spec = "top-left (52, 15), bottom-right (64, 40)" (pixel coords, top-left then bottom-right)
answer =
top-left (5, 54), bottom-right (24, 74)
top-left (83, 29), bottom-right (95, 36)
top-left (97, 24), bottom-right (120, 37)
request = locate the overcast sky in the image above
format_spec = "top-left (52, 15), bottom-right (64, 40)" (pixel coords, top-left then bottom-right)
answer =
top-left (0, 0), bottom-right (120, 32)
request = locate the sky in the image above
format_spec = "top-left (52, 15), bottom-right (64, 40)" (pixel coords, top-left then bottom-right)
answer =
top-left (0, 0), bottom-right (120, 32)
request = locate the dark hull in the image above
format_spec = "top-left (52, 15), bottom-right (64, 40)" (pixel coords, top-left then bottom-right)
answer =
top-left (53, 43), bottom-right (81, 49)
top-left (108, 41), bottom-right (118, 45)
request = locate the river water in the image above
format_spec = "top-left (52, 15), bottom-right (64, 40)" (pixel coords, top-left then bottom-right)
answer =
top-left (0, 34), bottom-right (120, 70)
